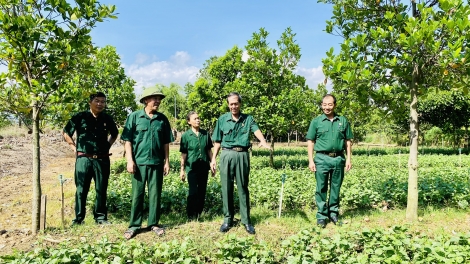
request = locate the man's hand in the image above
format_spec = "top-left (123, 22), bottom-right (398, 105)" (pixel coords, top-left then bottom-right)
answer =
top-left (345, 159), bottom-right (352, 171)
top-left (258, 141), bottom-right (272, 151)
top-left (308, 161), bottom-right (316, 172)
top-left (164, 161), bottom-right (170, 176)
top-left (210, 160), bottom-right (217, 175)
top-left (180, 170), bottom-right (186, 182)
top-left (127, 160), bottom-right (137, 174)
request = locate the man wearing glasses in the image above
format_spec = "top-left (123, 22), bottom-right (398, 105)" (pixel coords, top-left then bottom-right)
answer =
top-left (63, 92), bottom-right (119, 226)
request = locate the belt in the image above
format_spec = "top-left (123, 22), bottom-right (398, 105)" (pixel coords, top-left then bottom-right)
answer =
top-left (222, 147), bottom-right (249, 152)
top-left (316, 151), bottom-right (343, 157)
top-left (77, 152), bottom-right (112, 159)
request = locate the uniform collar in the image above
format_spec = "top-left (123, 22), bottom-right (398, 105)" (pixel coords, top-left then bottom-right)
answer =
top-left (188, 129), bottom-right (198, 137)
top-left (226, 112), bottom-right (245, 122)
top-left (86, 110), bottom-right (103, 119)
top-left (188, 129), bottom-right (206, 137)
top-left (138, 109), bottom-right (160, 119)
top-left (321, 113), bottom-right (339, 121)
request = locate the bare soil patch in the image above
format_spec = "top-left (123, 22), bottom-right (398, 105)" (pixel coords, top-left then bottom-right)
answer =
top-left (0, 130), bottom-right (125, 255)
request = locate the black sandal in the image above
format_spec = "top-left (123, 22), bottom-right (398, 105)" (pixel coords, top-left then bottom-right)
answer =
top-left (124, 229), bottom-right (136, 240)
top-left (151, 225), bottom-right (165, 236)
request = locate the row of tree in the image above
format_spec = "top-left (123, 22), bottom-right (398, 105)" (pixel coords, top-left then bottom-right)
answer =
top-left (2, 0), bottom-right (470, 233)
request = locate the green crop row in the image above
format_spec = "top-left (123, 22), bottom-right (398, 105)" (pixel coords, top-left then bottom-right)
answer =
top-left (91, 153), bottom-right (470, 220)
top-left (3, 226), bottom-right (470, 263)
top-left (252, 146), bottom-right (470, 157)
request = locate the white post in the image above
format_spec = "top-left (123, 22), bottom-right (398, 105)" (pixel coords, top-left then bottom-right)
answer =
top-left (278, 174), bottom-right (286, 218)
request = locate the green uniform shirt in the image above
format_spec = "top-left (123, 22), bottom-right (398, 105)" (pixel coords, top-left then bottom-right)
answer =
top-left (121, 109), bottom-right (174, 165)
top-left (63, 111), bottom-right (118, 154)
top-left (180, 129), bottom-right (213, 172)
top-left (306, 113), bottom-right (353, 152)
top-left (212, 112), bottom-right (260, 148)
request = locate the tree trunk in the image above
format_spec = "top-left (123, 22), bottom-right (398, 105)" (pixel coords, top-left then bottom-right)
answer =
top-left (31, 104), bottom-right (41, 234)
top-left (406, 66), bottom-right (419, 222)
top-left (287, 132), bottom-right (291, 147)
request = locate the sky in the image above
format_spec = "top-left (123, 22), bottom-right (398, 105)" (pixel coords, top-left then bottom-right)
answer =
top-left (90, 0), bottom-right (341, 94)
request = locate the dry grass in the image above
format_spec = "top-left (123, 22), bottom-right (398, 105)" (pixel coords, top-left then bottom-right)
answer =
top-left (0, 125), bottom-right (28, 138)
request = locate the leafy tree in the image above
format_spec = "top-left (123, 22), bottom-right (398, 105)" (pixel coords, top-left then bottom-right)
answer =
top-left (47, 45), bottom-right (137, 127)
top-left (419, 90), bottom-right (470, 146)
top-left (188, 29), bottom-right (313, 167)
top-left (0, 0), bottom-right (116, 233)
top-left (239, 28), bottom-right (311, 166)
top-left (187, 48), bottom-right (244, 132)
top-left (320, 0), bottom-right (470, 221)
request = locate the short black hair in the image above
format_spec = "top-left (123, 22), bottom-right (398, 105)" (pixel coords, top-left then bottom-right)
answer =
top-left (186, 111), bottom-right (197, 122)
top-left (227, 92), bottom-right (242, 103)
top-left (322, 94), bottom-right (336, 104)
top-left (90, 92), bottom-right (106, 102)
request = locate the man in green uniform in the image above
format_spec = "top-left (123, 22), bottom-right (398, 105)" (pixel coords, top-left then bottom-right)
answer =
top-left (179, 111), bottom-right (213, 220)
top-left (211, 92), bottom-right (270, 235)
top-left (63, 92), bottom-right (119, 225)
top-left (121, 87), bottom-right (174, 240)
top-left (306, 94), bottom-right (353, 228)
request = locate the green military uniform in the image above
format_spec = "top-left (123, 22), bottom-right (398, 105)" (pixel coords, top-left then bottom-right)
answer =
top-left (212, 112), bottom-right (259, 226)
top-left (180, 129), bottom-right (213, 218)
top-left (121, 109), bottom-right (174, 231)
top-left (63, 110), bottom-right (118, 224)
top-left (306, 113), bottom-right (353, 220)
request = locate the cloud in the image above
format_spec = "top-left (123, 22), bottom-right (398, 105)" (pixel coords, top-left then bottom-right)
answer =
top-left (134, 53), bottom-right (149, 65)
top-left (295, 65), bottom-right (331, 90)
top-left (125, 51), bottom-right (199, 94)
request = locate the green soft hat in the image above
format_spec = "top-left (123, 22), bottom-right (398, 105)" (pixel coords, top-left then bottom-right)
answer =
top-left (139, 87), bottom-right (166, 104)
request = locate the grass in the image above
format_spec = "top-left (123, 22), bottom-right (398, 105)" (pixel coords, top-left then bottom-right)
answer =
top-left (0, 125), bottom-right (28, 138)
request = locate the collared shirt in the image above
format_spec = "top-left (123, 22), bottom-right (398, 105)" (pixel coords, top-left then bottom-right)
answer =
top-left (212, 112), bottom-right (260, 148)
top-left (63, 110), bottom-right (118, 154)
top-left (180, 128), bottom-right (213, 172)
top-left (306, 113), bottom-right (353, 152)
top-left (121, 109), bottom-right (174, 165)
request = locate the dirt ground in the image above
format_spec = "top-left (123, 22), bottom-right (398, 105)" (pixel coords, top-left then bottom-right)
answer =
top-left (0, 130), bottom-right (126, 256)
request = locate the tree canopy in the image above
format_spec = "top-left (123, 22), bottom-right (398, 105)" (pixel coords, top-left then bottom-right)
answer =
top-left (320, 0), bottom-right (470, 220)
top-left (0, 0), bottom-right (117, 233)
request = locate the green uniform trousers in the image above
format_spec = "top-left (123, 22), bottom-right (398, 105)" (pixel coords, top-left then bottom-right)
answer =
top-left (186, 161), bottom-right (209, 218)
top-left (129, 164), bottom-right (163, 231)
top-left (74, 157), bottom-right (110, 223)
top-left (314, 153), bottom-right (345, 220)
top-left (219, 150), bottom-right (251, 225)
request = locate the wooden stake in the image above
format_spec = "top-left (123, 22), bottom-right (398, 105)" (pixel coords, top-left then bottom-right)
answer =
top-left (59, 174), bottom-right (65, 229)
top-left (40, 195), bottom-right (47, 231)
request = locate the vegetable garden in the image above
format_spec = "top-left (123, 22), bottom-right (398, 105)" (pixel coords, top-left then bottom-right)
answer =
top-left (3, 146), bottom-right (470, 263)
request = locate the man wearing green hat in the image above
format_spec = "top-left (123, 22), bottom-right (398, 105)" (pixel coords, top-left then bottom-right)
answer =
top-left (306, 94), bottom-right (353, 228)
top-left (121, 87), bottom-right (174, 240)
top-left (63, 92), bottom-right (119, 226)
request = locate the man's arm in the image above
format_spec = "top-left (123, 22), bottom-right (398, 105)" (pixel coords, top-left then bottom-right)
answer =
top-left (210, 142), bottom-right (221, 174)
top-left (345, 139), bottom-right (352, 171)
top-left (253, 130), bottom-right (271, 149)
top-left (125, 141), bottom-right (136, 174)
top-left (63, 131), bottom-right (76, 153)
top-left (307, 140), bottom-right (316, 172)
top-left (207, 149), bottom-right (214, 176)
top-left (163, 143), bottom-right (170, 176)
top-left (108, 134), bottom-right (118, 147)
top-left (180, 152), bottom-right (187, 181)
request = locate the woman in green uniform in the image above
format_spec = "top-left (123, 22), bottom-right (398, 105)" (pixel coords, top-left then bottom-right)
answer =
top-left (179, 111), bottom-right (213, 220)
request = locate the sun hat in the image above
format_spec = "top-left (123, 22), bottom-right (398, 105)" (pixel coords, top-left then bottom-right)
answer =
top-left (139, 87), bottom-right (166, 104)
